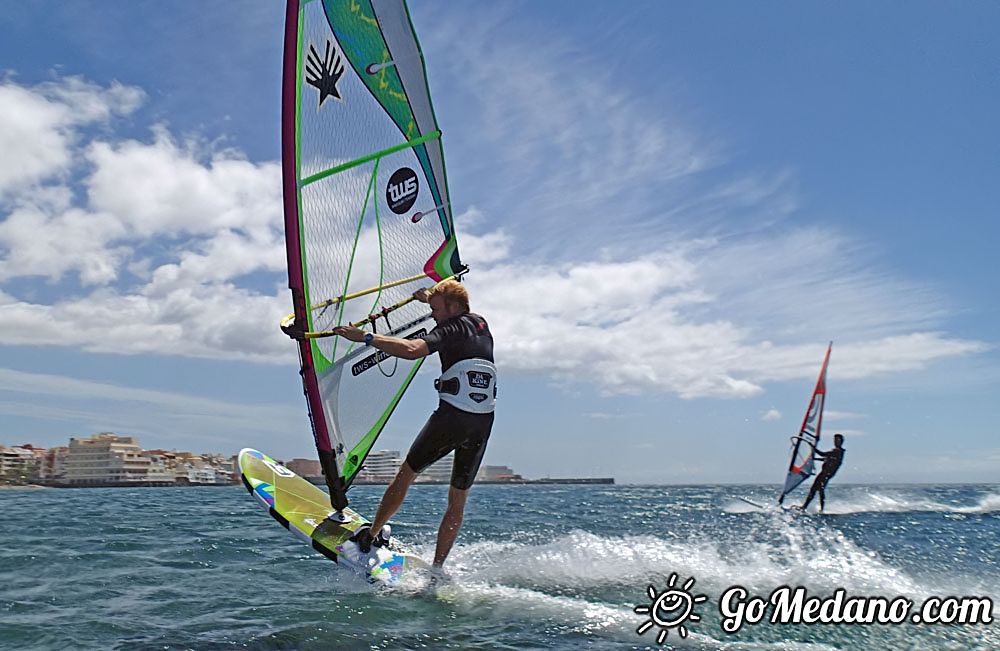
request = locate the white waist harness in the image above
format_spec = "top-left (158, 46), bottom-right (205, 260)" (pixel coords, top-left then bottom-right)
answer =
top-left (435, 358), bottom-right (497, 414)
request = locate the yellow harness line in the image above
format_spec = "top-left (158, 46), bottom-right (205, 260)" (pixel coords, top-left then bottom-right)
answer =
top-left (279, 270), bottom-right (463, 339)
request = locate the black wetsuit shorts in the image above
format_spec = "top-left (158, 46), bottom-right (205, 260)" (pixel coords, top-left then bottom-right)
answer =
top-left (405, 401), bottom-right (494, 490)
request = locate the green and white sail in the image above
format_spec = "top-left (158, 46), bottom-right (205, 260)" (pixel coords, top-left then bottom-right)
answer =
top-left (281, 0), bottom-right (464, 509)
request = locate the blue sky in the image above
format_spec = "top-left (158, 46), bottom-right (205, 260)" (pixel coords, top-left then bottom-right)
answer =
top-left (1, 1), bottom-right (997, 484)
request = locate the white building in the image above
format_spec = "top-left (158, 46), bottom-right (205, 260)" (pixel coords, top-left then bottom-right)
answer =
top-left (185, 465), bottom-right (221, 484)
top-left (0, 445), bottom-right (39, 483)
top-left (40, 446), bottom-right (68, 482)
top-left (215, 456), bottom-right (237, 483)
top-left (477, 464), bottom-right (520, 481)
top-left (360, 450), bottom-right (402, 481)
top-left (419, 453), bottom-right (453, 482)
top-left (64, 433), bottom-right (151, 485)
top-left (145, 452), bottom-right (177, 483)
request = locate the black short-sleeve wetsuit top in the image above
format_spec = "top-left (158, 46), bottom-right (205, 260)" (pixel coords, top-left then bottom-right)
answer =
top-left (419, 312), bottom-right (495, 370)
top-left (405, 312), bottom-right (495, 490)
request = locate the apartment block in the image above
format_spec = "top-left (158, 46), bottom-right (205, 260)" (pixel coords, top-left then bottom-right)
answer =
top-left (64, 433), bottom-right (151, 485)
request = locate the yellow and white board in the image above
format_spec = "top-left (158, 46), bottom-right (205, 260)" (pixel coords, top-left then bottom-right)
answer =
top-left (238, 448), bottom-right (427, 584)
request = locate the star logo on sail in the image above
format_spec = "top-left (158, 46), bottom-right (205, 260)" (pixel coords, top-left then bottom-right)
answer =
top-left (306, 40), bottom-right (346, 107)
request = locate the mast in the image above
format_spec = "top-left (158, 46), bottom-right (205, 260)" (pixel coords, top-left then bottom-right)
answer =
top-left (281, 0), bottom-right (349, 511)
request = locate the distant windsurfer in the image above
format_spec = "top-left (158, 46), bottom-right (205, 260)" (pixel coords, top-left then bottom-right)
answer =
top-left (331, 279), bottom-right (496, 568)
top-left (799, 433), bottom-right (845, 512)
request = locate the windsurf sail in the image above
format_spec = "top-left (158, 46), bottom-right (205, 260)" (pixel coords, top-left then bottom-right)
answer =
top-left (281, 0), bottom-right (465, 511)
top-left (778, 342), bottom-right (832, 504)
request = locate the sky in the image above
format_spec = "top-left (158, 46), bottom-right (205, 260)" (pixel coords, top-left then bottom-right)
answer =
top-left (1, 1), bottom-right (998, 484)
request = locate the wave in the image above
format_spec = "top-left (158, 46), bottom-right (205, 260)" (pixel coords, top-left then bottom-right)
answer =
top-left (376, 517), bottom-right (992, 650)
top-left (429, 526), bottom-right (924, 597)
top-left (390, 536), bottom-right (847, 651)
top-left (723, 490), bottom-right (1000, 515)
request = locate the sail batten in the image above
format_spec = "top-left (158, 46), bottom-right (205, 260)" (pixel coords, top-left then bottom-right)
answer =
top-left (778, 342), bottom-right (833, 504)
top-left (300, 130), bottom-right (442, 187)
top-left (282, 0), bottom-right (464, 509)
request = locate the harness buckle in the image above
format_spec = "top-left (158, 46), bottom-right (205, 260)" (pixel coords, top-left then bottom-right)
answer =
top-left (434, 377), bottom-right (460, 395)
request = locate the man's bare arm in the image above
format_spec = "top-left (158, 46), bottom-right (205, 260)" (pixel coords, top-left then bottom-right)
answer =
top-left (371, 333), bottom-right (429, 360)
top-left (331, 324), bottom-right (429, 360)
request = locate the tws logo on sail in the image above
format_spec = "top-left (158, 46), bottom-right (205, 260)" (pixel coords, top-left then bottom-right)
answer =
top-left (386, 167), bottom-right (419, 214)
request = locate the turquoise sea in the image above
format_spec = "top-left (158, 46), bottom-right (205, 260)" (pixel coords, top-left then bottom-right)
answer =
top-left (1, 483), bottom-right (997, 650)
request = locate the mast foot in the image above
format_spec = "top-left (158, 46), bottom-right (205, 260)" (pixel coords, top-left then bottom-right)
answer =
top-left (327, 510), bottom-right (351, 523)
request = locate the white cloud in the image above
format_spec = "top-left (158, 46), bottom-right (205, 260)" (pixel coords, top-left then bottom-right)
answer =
top-left (0, 284), bottom-right (290, 362)
top-left (829, 335), bottom-right (988, 379)
top-left (465, 223), bottom-right (988, 399)
top-left (694, 228), bottom-right (952, 342)
top-left (86, 128), bottom-right (281, 239)
top-left (0, 76), bottom-right (289, 360)
top-left (0, 77), bottom-right (282, 291)
top-left (41, 76), bottom-right (145, 124)
top-left (0, 73), bottom-right (990, 401)
top-left (420, 7), bottom-right (737, 259)
top-left (412, 9), bottom-right (993, 399)
top-left (0, 367), bottom-right (301, 442)
top-left (0, 76), bottom-right (144, 196)
top-left (455, 208), bottom-right (513, 266)
top-left (0, 204), bottom-right (127, 283)
top-left (762, 409), bottom-right (782, 421)
top-left (0, 83), bottom-right (72, 193)
top-left (408, 8), bottom-right (994, 402)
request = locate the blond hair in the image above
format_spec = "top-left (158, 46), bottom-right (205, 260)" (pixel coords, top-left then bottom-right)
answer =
top-left (429, 278), bottom-right (469, 312)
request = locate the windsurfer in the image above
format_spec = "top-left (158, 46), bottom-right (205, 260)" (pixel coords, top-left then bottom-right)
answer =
top-left (332, 279), bottom-right (496, 567)
top-left (799, 433), bottom-right (845, 512)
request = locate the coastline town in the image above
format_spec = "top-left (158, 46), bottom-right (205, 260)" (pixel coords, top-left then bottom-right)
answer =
top-left (0, 432), bottom-right (612, 487)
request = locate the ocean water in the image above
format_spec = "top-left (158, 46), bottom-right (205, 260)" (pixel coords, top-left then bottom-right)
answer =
top-left (1, 483), bottom-right (997, 650)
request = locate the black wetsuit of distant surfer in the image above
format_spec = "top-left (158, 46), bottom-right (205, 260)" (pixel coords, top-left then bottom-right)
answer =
top-left (407, 312), bottom-right (496, 488)
top-left (801, 434), bottom-right (845, 512)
